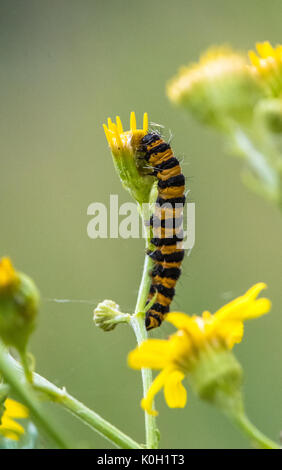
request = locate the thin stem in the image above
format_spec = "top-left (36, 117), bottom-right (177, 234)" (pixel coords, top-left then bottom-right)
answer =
top-left (232, 411), bottom-right (280, 449)
top-left (0, 344), bottom-right (70, 449)
top-left (206, 365), bottom-right (279, 449)
top-left (130, 205), bottom-right (160, 450)
top-left (130, 314), bottom-right (159, 449)
top-left (279, 171), bottom-right (282, 212)
top-left (20, 350), bottom-right (32, 383)
top-left (232, 127), bottom-right (279, 198)
top-left (5, 352), bottom-right (141, 449)
top-left (55, 393), bottom-right (141, 449)
top-left (135, 253), bottom-right (153, 315)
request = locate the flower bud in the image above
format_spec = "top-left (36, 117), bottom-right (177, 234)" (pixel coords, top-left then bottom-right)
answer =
top-left (0, 258), bottom-right (39, 354)
top-left (93, 300), bottom-right (130, 332)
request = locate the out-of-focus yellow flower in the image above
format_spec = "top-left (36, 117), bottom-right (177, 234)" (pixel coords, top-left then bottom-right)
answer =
top-left (167, 47), bottom-right (263, 127)
top-left (249, 42), bottom-right (282, 97)
top-left (0, 257), bottom-right (39, 356)
top-left (0, 398), bottom-right (28, 441)
top-left (0, 258), bottom-right (19, 291)
top-left (103, 112), bottom-right (154, 204)
top-left (128, 283), bottom-right (270, 416)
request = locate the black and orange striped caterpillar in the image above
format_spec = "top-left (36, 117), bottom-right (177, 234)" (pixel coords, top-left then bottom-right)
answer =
top-left (139, 132), bottom-right (186, 330)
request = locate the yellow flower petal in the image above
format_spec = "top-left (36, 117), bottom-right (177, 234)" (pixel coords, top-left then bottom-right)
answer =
top-left (249, 42), bottom-right (282, 96)
top-left (256, 42), bottom-right (274, 59)
top-left (248, 50), bottom-right (260, 67)
top-left (1, 416), bottom-right (25, 435)
top-left (0, 257), bottom-right (18, 288)
top-left (143, 112), bottom-right (148, 133)
top-left (166, 312), bottom-right (203, 341)
top-left (214, 283), bottom-right (270, 323)
top-left (128, 339), bottom-right (171, 370)
top-left (240, 298), bottom-right (271, 320)
top-left (103, 113), bottom-right (147, 155)
top-left (0, 399), bottom-right (28, 441)
top-left (141, 368), bottom-right (172, 416)
top-left (164, 370), bottom-right (187, 409)
top-left (0, 430), bottom-right (20, 441)
top-left (244, 282), bottom-right (267, 300)
top-left (216, 321), bottom-right (244, 349)
top-left (4, 398), bottom-right (29, 419)
top-left (130, 111), bottom-right (137, 131)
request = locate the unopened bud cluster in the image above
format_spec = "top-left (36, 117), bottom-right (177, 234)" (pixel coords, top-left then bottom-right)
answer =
top-left (93, 300), bottom-right (130, 332)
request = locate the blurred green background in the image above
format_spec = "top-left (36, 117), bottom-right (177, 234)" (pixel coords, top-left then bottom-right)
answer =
top-left (1, 0), bottom-right (282, 449)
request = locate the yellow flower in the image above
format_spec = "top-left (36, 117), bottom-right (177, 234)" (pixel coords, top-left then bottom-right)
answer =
top-left (0, 258), bottom-right (19, 290)
top-left (167, 47), bottom-right (263, 127)
top-left (128, 283), bottom-right (271, 416)
top-left (249, 41), bottom-right (282, 96)
top-left (0, 257), bottom-right (39, 358)
top-left (103, 111), bottom-right (148, 156)
top-left (168, 47), bottom-right (246, 100)
top-left (103, 112), bottom-right (154, 205)
top-left (0, 398), bottom-right (29, 441)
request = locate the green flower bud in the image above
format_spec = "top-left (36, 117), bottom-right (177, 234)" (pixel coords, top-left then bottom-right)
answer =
top-left (93, 300), bottom-right (130, 332)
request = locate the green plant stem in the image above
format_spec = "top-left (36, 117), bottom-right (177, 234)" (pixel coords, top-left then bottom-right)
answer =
top-left (34, 379), bottom-right (141, 449)
top-left (279, 171), bottom-right (282, 212)
top-left (135, 253), bottom-right (153, 316)
top-left (232, 127), bottom-right (279, 199)
top-left (0, 344), bottom-right (70, 449)
top-left (20, 350), bottom-right (32, 383)
top-left (130, 205), bottom-right (159, 450)
top-left (231, 411), bottom-right (280, 449)
top-left (5, 352), bottom-right (141, 449)
top-left (130, 312), bottom-right (159, 449)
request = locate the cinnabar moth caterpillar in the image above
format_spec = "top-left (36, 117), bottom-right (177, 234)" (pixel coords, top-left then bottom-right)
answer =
top-left (139, 132), bottom-right (186, 330)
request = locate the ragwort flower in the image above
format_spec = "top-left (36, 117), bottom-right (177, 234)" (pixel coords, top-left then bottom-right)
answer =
top-left (103, 112), bottom-right (154, 205)
top-left (167, 47), bottom-right (263, 127)
top-left (0, 257), bottom-right (39, 381)
top-left (128, 283), bottom-right (270, 416)
top-left (249, 41), bottom-right (282, 97)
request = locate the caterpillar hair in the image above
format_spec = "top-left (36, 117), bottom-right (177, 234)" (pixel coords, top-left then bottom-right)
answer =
top-left (139, 131), bottom-right (186, 330)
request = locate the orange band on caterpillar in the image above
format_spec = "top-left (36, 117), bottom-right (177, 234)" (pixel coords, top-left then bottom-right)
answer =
top-left (139, 133), bottom-right (186, 330)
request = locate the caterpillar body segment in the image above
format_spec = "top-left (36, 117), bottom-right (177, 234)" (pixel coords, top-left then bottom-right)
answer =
top-left (139, 132), bottom-right (186, 330)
